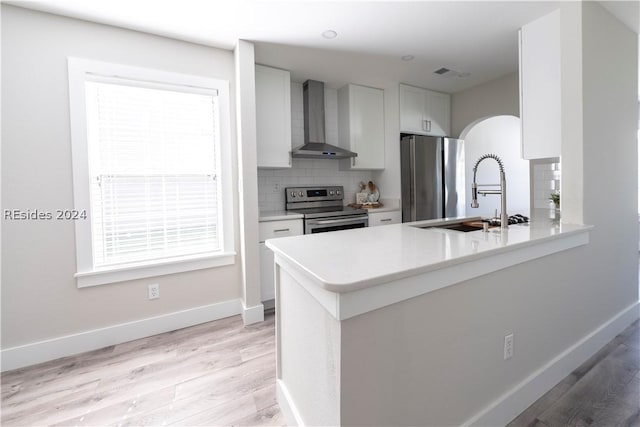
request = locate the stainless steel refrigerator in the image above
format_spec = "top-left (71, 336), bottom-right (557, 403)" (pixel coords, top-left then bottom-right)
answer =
top-left (401, 135), bottom-right (465, 222)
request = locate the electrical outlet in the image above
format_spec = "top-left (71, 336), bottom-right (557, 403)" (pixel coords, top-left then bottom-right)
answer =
top-left (272, 183), bottom-right (281, 193)
top-left (504, 333), bottom-right (514, 360)
top-left (148, 283), bottom-right (160, 300)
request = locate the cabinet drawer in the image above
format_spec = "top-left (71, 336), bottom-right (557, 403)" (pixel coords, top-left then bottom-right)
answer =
top-left (368, 210), bottom-right (402, 227)
top-left (259, 219), bottom-right (303, 242)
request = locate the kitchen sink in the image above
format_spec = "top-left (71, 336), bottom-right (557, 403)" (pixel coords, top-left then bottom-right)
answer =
top-left (414, 221), bottom-right (484, 233)
top-left (434, 223), bottom-right (483, 232)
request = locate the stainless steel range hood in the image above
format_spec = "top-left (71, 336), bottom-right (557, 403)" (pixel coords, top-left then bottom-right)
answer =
top-left (291, 80), bottom-right (357, 159)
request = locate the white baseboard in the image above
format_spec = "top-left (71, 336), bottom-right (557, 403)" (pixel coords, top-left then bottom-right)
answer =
top-left (464, 301), bottom-right (640, 426)
top-left (242, 302), bottom-right (265, 325)
top-left (277, 379), bottom-right (305, 427)
top-left (0, 299), bottom-right (242, 372)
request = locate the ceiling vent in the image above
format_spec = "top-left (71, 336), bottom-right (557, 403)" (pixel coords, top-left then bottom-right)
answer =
top-left (433, 67), bottom-right (470, 78)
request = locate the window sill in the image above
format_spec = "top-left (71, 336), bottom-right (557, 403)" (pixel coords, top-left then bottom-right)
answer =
top-left (75, 252), bottom-right (236, 288)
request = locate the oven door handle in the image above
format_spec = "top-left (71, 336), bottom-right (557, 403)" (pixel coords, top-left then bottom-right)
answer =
top-left (307, 215), bottom-right (369, 225)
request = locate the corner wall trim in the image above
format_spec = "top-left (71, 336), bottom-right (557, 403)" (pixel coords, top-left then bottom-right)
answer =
top-left (463, 301), bottom-right (640, 426)
top-left (0, 299), bottom-right (242, 372)
top-left (242, 302), bottom-right (265, 325)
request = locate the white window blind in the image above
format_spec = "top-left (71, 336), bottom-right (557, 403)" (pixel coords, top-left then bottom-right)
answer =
top-left (85, 80), bottom-right (221, 267)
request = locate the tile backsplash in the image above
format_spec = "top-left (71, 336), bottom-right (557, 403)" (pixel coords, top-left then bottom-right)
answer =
top-left (257, 81), bottom-right (373, 212)
top-left (532, 159), bottom-right (560, 209)
top-left (258, 160), bottom-right (373, 211)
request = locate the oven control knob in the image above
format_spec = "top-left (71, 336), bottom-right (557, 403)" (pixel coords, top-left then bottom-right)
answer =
top-left (298, 191), bottom-right (304, 197)
top-left (329, 191), bottom-right (334, 196)
top-left (290, 191), bottom-right (296, 197)
top-left (336, 190), bottom-right (341, 195)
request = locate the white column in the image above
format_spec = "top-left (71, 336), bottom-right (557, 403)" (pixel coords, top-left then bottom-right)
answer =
top-left (234, 40), bottom-right (263, 325)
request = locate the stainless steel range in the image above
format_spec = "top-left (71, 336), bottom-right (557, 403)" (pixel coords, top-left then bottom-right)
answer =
top-left (285, 186), bottom-right (368, 234)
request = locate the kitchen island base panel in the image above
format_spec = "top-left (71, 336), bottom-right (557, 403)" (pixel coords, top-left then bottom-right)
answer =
top-left (275, 239), bottom-right (631, 426)
top-left (277, 268), bottom-right (340, 426)
top-left (269, 214), bottom-right (597, 426)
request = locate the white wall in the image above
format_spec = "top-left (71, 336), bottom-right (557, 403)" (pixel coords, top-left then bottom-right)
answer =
top-left (1, 6), bottom-right (242, 350)
top-left (461, 116), bottom-right (530, 217)
top-left (557, 0), bottom-right (639, 379)
top-left (573, 0), bottom-right (639, 315)
top-left (451, 72), bottom-right (520, 138)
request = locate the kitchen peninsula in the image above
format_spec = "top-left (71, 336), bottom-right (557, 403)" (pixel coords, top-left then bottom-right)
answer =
top-left (266, 214), bottom-right (592, 426)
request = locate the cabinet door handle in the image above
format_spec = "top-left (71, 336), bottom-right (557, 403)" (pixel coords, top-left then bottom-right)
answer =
top-left (273, 228), bottom-right (290, 233)
top-left (427, 120), bottom-right (432, 132)
top-left (380, 218), bottom-right (392, 222)
top-left (352, 157), bottom-right (356, 167)
top-left (423, 119), bottom-right (428, 131)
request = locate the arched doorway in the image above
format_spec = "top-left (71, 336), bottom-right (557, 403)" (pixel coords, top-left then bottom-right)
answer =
top-left (460, 115), bottom-right (531, 218)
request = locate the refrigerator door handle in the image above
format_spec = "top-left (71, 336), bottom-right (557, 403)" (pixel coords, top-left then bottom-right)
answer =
top-left (410, 137), bottom-right (417, 221)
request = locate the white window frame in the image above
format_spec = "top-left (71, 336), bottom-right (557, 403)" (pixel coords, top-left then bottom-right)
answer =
top-left (68, 57), bottom-right (235, 287)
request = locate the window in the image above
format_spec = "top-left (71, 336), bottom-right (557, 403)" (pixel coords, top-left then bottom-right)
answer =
top-left (68, 58), bottom-right (235, 287)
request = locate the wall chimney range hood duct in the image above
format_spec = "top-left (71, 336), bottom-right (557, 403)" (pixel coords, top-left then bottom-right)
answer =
top-left (291, 80), bottom-right (357, 159)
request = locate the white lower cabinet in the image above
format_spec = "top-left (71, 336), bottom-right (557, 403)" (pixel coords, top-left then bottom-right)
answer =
top-left (368, 210), bottom-right (402, 227)
top-left (259, 243), bottom-right (276, 301)
top-left (259, 218), bottom-right (303, 301)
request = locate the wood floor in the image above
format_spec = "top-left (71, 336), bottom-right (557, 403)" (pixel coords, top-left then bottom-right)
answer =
top-left (1, 314), bottom-right (283, 426)
top-left (508, 319), bottom-right (640, 427)
top-left (2, 312), bottom-right (638, 426)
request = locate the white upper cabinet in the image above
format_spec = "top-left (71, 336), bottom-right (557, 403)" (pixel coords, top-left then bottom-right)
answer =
top-left (426, 91), bottom-right (451, 137)
top-left (399, 85), bottom-right (426, 134)
top-left (399, 84), bottom-right (451, 136)
top-left (519, 9), bottom-right (561, 159)
top-left (338, 84), bottom-right (385, 170)
top-left (255, 64), bottom-right (292, 168)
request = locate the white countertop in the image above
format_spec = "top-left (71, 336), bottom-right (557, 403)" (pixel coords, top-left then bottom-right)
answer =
top-left (259, 210), bottom-right (304, 222)
top-left (363, 205), bottom-right (401, 213)
top-left (266, 211), bottom-right (592, 294)
top-left (363, 198), bottom-right (400, 213)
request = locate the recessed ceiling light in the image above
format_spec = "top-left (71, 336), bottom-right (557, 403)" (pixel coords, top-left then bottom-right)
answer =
top-left (401, 55), bottom-right (414, 61)
top-left (321, 30), bottom-right (338, 39)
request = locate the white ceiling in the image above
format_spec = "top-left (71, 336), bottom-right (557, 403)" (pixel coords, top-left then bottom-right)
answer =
top-left (7, 1), bottom-right (639, 94)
